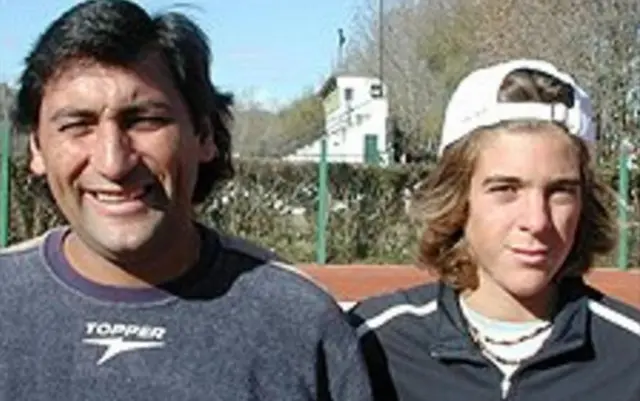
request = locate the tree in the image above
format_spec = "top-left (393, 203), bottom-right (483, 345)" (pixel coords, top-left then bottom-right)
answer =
top-left (272, 89), bottom-right (325, 157)
top-left (343, 0), bottom-right (640, 164)
top-left (344, 0), bottom-right (452, 152)
top-left (230, 88), bottom-right (280, 156)
top-left (0, 83), bottom-right (13, 123)
top-left (0, 83), bottom-right (28, 157)
top-left (459, 0), bottom-right (640, 164)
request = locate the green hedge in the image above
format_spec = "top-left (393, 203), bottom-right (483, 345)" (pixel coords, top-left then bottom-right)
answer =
top-left (6, 157), bottom-right (639, 265)
top-left (196, 160), bottom-right (433, 263)
top-left (8, 157), bottom-right (432, 263)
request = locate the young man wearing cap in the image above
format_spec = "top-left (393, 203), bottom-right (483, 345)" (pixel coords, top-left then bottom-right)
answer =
top-left (0, 1), bottom-right (374, 399)
top-left (349, 59), bottom-right (640, 400)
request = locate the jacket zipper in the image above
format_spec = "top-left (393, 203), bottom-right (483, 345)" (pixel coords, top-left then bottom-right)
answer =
top-left (431, 348), bottom-right (518, 399)
top-left (501, 376), bottom-right (511, 399)
top-left (501, 370), bottom-right (523, 400)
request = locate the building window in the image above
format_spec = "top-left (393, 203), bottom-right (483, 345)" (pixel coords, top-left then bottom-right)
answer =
top-left (370, 84), bottom-right (383, 98)
top-left (355, 113), bottom-right (370, 125)
top-left (344, 87), bottom-right (354, 102)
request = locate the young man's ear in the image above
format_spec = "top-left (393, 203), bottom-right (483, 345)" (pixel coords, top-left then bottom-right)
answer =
top-left (29, 133), bottom-right (46, 176)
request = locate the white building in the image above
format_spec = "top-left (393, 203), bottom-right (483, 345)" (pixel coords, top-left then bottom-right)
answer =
top-left (284, 75), bottom-right (389, 165)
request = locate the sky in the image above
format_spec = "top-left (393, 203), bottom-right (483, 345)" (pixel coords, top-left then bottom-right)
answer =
top-left (0, 0), bottom-right (362, 109)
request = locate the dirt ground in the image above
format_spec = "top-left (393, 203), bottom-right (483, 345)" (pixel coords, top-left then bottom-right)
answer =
top-left (299, 265), bottom-right (640, 308)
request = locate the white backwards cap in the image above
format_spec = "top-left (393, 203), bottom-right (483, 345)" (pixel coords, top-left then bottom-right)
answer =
top-left (439, 59), bottom-right (596, 155)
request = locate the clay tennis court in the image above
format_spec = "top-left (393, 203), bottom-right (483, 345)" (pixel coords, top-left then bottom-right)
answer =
top-left (299, 265), bottom-right (640, 308)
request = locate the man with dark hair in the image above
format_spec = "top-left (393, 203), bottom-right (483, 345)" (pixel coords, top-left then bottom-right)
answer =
top-left (2, 1), bottom-right (374, 399)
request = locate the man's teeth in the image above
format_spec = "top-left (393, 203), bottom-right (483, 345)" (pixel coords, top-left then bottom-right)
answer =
top-left (92, 188), bottom-right (146, 202)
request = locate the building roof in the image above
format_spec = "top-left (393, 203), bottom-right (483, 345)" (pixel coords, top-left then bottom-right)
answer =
top-left (318, 75), bottom-right (338, 99)
top-left (317, 74), bottom-right (383, 99)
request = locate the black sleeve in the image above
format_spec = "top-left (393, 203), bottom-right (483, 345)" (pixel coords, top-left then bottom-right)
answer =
top-left (347, 307), bottom-right (400, 401)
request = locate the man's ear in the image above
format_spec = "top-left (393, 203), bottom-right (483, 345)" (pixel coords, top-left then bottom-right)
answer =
top-left (29, 133), bottom-right (46, 176)
top-left (197, 119), bottom-right (217, 163)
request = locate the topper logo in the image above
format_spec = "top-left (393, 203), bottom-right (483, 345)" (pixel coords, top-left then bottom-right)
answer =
top-left (82, 322), bottom-right (166, 365)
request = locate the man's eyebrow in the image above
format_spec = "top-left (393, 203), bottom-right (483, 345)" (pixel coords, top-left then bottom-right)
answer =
top-left (481, 175), bottom-right (522, 187)
top-left (49, 101), bottom-right (173, 122)
top-left (481, 175), bottom-right (582, 188)
top-left (49, 107), bottom-right (95, 123)
top-left (121, 100), bottom-right (173, 113)
top-left (548, 178), bottom-right (582, 187)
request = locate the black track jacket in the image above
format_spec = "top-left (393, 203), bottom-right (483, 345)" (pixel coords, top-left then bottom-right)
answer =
top-left (349, 278), bottom-right (640, 401)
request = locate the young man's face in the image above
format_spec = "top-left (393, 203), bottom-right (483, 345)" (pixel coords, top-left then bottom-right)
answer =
top-left (464, 127), bottom-right (583, 299)
top-left (30, 53), bottom-right (215, 261)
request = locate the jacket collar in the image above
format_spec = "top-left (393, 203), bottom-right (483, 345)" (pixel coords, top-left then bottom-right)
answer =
top-left (430, 278), bottom-right (593, 364)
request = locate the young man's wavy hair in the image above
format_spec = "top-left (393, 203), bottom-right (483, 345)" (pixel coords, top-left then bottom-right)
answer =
top-left (416, 68), bottom-right (618, 290)
top-left (11, 0), bottom-right (233, 204)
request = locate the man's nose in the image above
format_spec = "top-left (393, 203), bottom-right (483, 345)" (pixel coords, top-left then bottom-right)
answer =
top-left (90, 122), bottom-right (139, 181)
top-left (518, 192), bottom-right (552, 234)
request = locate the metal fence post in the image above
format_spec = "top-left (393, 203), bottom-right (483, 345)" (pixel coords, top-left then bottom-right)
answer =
top-left (316, 137), bottom-right (328, 264)
top-left (0, 121), bottom-right (11, 248)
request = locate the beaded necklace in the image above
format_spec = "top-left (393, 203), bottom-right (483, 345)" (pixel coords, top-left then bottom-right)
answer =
top-left (466, 319), bottom-right (552, 365)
